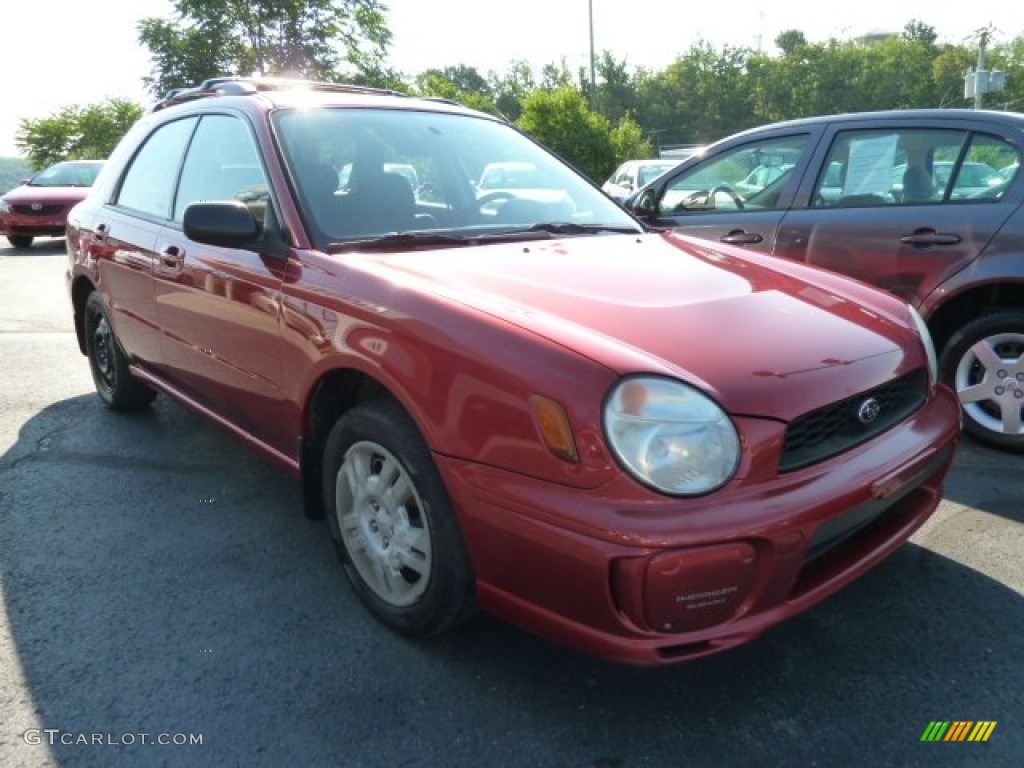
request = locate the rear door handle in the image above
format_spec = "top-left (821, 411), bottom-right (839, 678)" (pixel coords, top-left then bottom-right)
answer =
top-left (720, 230), bottom-right (764, 245)
top-left (899, 230), bottom-right (961, 246)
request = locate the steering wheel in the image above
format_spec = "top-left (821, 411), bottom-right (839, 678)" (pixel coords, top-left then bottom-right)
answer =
top-left (708, 185), bottom-right (745, 210)
top-left (477, 191), bottom-right (517, 212)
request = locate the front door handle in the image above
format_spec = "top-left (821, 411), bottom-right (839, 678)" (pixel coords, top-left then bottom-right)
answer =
top-left (720, 230), bottom-right (764, 245)
top-left (160, 244), bottom-right (184, 270)
top-left (899, 230), bottom-right (961, 246)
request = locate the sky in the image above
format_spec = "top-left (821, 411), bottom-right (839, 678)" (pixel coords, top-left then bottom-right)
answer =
top-left (0, 0), bottom-right (1012, 158)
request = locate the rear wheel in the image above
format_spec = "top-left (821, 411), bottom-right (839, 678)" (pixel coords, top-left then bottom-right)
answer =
top-left (84, 292), bottom-right (157, 411)
top-left (939, 311), bottom-right (1024, 452)
top-left (322, 399), bottom-right (476, 637)
top-left (7, 235), bottom-right (33, 249)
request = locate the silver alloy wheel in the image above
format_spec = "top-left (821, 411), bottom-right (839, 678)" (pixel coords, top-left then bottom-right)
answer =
top-left (954, 331), bottom-right (1024, 436)
top-left (334, 440), bottom-right (432, 607)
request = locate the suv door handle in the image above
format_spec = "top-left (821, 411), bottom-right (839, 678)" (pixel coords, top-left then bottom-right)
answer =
top-left (899, 230), bottom-right (961, 246)
top-left (160, 244), bottom-right (184, 270)
top-left (720, 230), bottom-right (764, 245)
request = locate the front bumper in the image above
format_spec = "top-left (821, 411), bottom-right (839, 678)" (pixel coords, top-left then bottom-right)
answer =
top-left (437, 384), bottom-right (960, 666)
top-left (0, 209), bottom-right (69, 238)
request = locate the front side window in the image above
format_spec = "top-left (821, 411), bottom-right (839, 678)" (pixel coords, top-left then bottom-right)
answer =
top-left (658, 135), bottom-right (808, 214)
top-left (116, 118), bottom-right (197, 219)
top-left (173, 114), bottom-right (269, 223)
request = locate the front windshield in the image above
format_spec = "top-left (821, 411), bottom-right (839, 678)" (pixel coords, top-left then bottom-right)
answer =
top-left (638, 163), bottom-right (676, 186)
top-left (30, 161), bottom-right (103, 187)
top-left (273, 107), bottom-right (640, 247)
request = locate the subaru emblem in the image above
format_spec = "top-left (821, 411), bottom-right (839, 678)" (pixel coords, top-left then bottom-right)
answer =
top-left (31, 203), bottom-right (43, 211)
top-left (857, 398), bottom-right (881, 424)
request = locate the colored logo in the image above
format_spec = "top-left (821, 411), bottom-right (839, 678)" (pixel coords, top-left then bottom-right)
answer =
top-left (920, 721), bottom-right (997, 742)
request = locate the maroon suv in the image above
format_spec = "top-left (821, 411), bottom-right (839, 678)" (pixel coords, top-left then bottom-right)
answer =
top-left (0, 159), bottom-right (103, 249)
top-left (626, 110), bottom-right (1024, 453)
top-left (65, 79), bottom-right (960, 665)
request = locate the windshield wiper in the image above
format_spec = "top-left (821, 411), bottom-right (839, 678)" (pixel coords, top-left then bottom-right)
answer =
top-left (519, 222), bottom-right (641, 236)
top-left (327, 232), bottom-right (472, 253)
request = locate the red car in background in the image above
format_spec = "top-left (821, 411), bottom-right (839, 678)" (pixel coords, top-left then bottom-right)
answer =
top-left (0, 159), bottom-right (103, 249)
top-left (65, 78), bottom-right (960, 665)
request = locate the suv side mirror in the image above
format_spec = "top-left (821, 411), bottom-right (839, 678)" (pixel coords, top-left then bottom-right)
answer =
top-left (184, 201), bottom-right (262, 249)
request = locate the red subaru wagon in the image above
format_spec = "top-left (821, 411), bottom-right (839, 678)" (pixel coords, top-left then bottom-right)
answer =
top-left (65, 78), bottom-right (960, 665)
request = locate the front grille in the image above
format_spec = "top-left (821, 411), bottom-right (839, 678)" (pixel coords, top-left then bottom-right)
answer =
top-left (780, 369), bottom-right (928, 472)
top-left (13, 204), bottom-right (65, 216)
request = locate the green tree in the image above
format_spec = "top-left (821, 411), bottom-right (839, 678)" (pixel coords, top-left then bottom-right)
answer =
top-left (0, 157), bottom-right (32, 194)
top-left (489, 61), bottom-right (535, 121)
top-left (595, 51), bottom-right (639, 123)
top-left (517, 87), bottom-right (615, 182)
top-left (609, 115), bottom-right (653, 162)
top-left (15, 99), bottom-right (143, 170)
top-left (414, 65), bottom-right (498, 114)
top-left (138, 0), bottom-right (393, 96)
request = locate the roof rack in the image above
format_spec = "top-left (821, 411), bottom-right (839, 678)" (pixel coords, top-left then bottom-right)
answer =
top-left (150, 76), bottom-right (408, 112)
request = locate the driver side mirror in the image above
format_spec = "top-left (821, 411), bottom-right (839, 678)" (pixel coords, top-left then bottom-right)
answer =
top-left (628, 187), bottom-right (658, 217)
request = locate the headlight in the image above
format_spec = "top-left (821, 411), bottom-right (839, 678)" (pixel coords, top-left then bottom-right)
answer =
top-left (603, 376), bottom-right (740, 496)
top-left (908, 305), bottom-right (938, 387)
top-left (0, 199), bottom-right (10, 213)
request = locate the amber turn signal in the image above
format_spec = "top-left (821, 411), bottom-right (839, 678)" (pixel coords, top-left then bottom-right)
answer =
top-left (529, 394), bottom-right (580, 463)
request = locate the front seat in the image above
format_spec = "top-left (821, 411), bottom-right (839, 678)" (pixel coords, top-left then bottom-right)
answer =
top-left (347, 171), bottom-right (418, 235)
top-left (902, 166), bottom-right (934, 204)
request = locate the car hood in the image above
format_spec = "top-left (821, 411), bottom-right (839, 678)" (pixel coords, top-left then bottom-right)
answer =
top-left (361, 232), bottom-right (915, 420)
top-left (2, 185), bottom-right (91, 204)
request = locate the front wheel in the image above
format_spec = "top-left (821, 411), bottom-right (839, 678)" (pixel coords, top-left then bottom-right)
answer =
top-left (322, 399), bottom-right (476, 637)
top-left (7, 235), bottom-right (33, 249)
top-left (84, 292), bottom-right (157, 411)
top-left (938, 311), bottom-right (1024, 452)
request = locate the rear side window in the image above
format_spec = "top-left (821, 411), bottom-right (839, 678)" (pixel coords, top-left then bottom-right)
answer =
top-left (811, 127), bottom-right (1018, 207)
top-left (115, 118), bottom-right (197, 219)
top-left (173, 114), bottom-right (270, 222)
top-left (950, 134), bottom-right (1019, 201)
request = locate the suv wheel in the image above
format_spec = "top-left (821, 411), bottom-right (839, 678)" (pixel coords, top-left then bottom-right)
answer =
top-left (84, 292), bottom-right (158, 410)
top-left (7, 235), bottom-right (33, 249)
top-left (939, 311), bottom-right (1024, 452)
top-left (322, 399), bottom-right (476, 637)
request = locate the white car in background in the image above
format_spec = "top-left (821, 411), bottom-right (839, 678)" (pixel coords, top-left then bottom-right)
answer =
top-left (602, 159), bottom-right (680, 202)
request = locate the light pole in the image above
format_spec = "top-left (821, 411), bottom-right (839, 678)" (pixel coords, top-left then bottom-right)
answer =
top-left (588, 0), bottom-right (597, 111)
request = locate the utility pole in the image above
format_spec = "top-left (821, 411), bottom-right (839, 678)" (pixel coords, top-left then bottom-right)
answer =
top-left (588, 0), bottom-right (597, 111)
top-left (964, 26), bottom-right (1006, 109)
top-left (975, 27), bottom-right (990, 109)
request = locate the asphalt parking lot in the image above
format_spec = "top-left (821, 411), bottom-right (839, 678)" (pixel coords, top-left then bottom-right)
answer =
top-left (1, 240), bottom-right (1021, 768)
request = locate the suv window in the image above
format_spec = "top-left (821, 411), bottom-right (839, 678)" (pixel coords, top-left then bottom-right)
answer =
top-left (658, 135), bottom-right (807, 214)
top-left (173, 114), bottom-right (269, 222)
top-left (116, 118), bottom-right (198, 218)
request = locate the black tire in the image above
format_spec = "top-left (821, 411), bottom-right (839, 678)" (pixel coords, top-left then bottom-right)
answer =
top-left (83, 292), bottom-right (157, 411)
top-left (938, 311), bottom-right (1024, 452)
top-left (7, 235), bottom-right (33, 249)
top-left (322, 399), bottom-right (476, 637)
